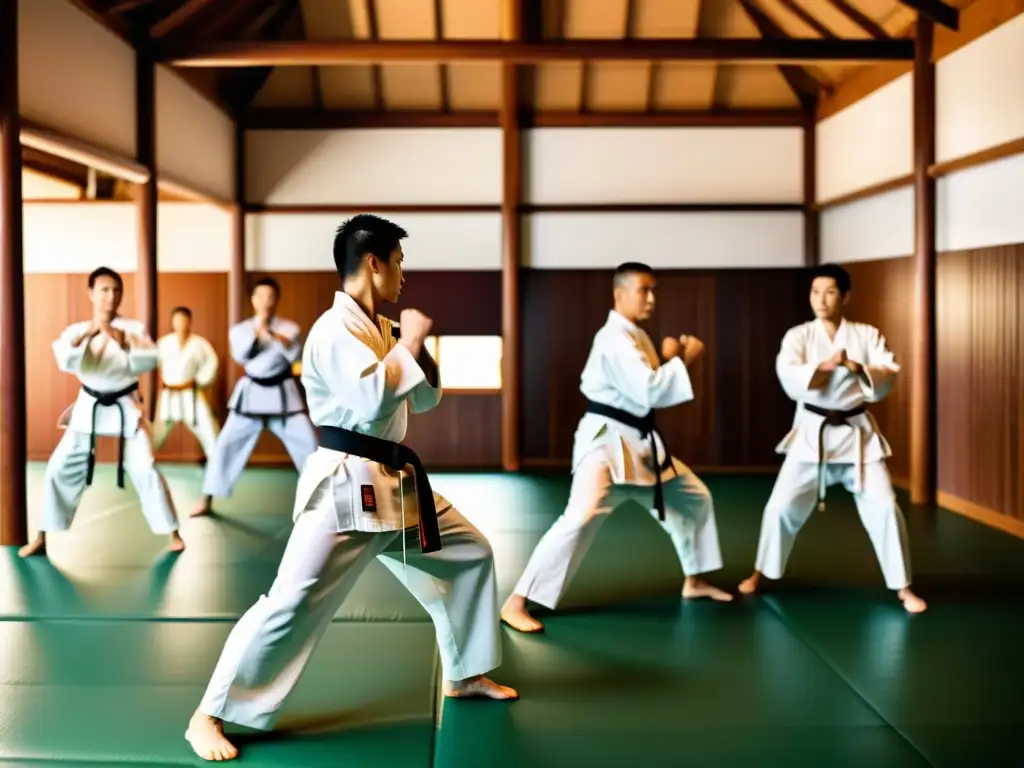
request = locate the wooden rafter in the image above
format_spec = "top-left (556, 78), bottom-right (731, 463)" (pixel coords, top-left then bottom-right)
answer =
top-left (899, 0), bottom-right (960, 30)
top-left (738, 0), bottom-right (820, 107)
top-left (158, 37), bottom-right (917, 66)
top-left (433, 0), bottom-right (449, 112)
top-left (824, 0), bottom-right (890, 39)
top-left (295, 2), bottom-right (323, 111)
top-left (150, 0), bottom-right (217, 38)
top-left (777, 0), bottom-right (837, 38)
top-left (366, 0), bottom-right (385, 112)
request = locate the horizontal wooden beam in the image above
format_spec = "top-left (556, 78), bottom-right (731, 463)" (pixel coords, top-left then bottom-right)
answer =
top-left (244, 108), bottom-right (806, 130)
top-left (159, 38), bottom-right (916, 67)
top-left (898, 0), bottom-right (959, 30)
top-left (815, 173), bottom-right (914, 209)
top-left (244, 202), bottom-right (802, 214)
top-left (20, 120), bottom-right (150, 184)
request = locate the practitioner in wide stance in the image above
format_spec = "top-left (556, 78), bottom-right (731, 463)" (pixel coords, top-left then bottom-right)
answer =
top-left (151, 306), bottom-right (220, 459)
top-left (501, 262), bottom-right (731, 635)
top-left (191, 278), bottom-right (316, 516)
top-left (19, 267), bottom-right (184, 558)
top-left (737, 264), bottom-right (926, 614)
top-left (185, 214), bottom-right (516, 762)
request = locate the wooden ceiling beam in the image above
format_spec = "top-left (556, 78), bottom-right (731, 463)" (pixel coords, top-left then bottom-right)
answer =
top-left (242, 107), bottom-right (806, 129)
top-left (899, 0), bottom-right (959, 30)
top-left (777, 0), bottom-right (836, 38)
top-left (738, 0), bottom-right (821, 107)
top-left (157, 37), bottom-right (916, 66)
top-left (149, 0), bottom-right (218, 38)
top-left (824, 0), bottom-right (889, 39)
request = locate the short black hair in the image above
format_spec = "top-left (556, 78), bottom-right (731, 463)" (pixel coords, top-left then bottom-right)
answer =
top-left (613, 261), bottom-right (654, 288)
top-left (809, 264), bottom-right (851, 295)
top-left (88, 266), bottom-right (122, 289)
top-left (333, 214), bottom-right (409, 280)
top-left (170, 306), bottom-right (192, 318)
top-left (252, 277), bottom-right (280, 297)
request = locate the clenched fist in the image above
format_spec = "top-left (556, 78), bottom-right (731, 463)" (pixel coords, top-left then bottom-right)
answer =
top-left (399, 309), bottom-right (433, 348)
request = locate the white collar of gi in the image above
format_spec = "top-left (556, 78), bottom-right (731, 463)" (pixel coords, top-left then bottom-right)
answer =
top-left (607, 309), bottom-right (638, 332)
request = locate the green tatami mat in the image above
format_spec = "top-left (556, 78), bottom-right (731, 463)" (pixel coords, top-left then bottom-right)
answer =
top-left (0, 619), bottom-right (438, 766)
top-left (763, 589), bottom-right (1024, 768)
top-left (436, 598), bottom-right (930, 768)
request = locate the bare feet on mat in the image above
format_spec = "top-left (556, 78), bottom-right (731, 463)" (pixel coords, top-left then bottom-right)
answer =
top-left (737, 572), bottom-right (762, 595)
top-left (190, 496), bottom-right (213, 518)
top-left (18, 534), bottom-right (46, 558)
top-left (500, 594), bottom-right (545, 633)
top-left (168, 532), bottom-right (186, 552)
top-left (185, 710), bottom-right (239, 762)
top-left (443, 675), bottom-right (519, 700)
top-left (898, 588), bottom-right (927, 614)
top-left (682, 577), bottom-right (734, 601)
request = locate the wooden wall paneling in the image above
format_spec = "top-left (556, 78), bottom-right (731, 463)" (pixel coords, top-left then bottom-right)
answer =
top-left (936, 245), bottom-right (1022, 520)
top-left (713, 270), bottom-right (810, 468)
top-left (842, 257), bottom-right (915, 485)
top-left (153, 272), bottom-right (229, 462)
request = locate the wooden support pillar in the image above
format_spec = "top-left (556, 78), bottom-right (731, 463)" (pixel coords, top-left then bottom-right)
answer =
top-left (0, 0), bottom-right (28, 547)
top-left (802, 104), bottom-right (819, 267)
top-left (499, 0), bottom-right (522, 472)
top-left (228, 122), bottom-right (246, 394)
top-left (135, 44), bottom-right (158, 419)
top-left (909, 16), bottom-right (937, 505)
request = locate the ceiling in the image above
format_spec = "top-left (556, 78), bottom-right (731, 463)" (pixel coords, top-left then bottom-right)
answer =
top-left (76, 0), bottom-right (975, 116)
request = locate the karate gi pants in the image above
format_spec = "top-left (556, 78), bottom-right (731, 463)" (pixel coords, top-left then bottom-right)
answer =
top-left (41, 428), bottom-right (179, 534)
top-left (202, 411), bottom-right (318, 498)
top-left (513, 452), bottom-right (724, 609)
top-left (752, 453), bottom-right (912, 590)
top-left (198, 500), bottom-right (502, 731)
top-left (151, 391), bottom-right (220, 459)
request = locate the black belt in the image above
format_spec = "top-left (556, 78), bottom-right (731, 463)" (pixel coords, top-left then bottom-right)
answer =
top-left (245, 369), bottom-right (295, 419)
top-left (584, 399), bottom-right (675, 521)
top-left (318, 426), bottom-right (441, 553)
top-left (81, 382), bottom-right (139, 489)
top-left (803, 403), bottom-right (866, 511)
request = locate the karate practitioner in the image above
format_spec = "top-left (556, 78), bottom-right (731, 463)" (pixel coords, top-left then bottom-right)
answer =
top-left (737, 264), bottom-right (927, 614)
top-left (19, 267), bottom-right (184, 558)
top-left (501, 262), bottom-right (731, 635)
top-left (191, 278), bottom-right (317, 517)
top-left (185, 214), bottom-right (516, 762)
top-left (152, 306), bottom-right (220, 459)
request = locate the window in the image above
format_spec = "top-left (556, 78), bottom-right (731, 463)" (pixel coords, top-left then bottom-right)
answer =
top-left (424, 335), bottom-right (502, 392)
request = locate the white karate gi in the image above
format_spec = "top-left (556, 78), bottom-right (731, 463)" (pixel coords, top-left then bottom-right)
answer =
top-left (513, 310), bottom-right (724, 609)
top-left (41, 318), bottom-right (179, 535)
top-left (752, 318), bottom-right (912, 590)
top-left (201, 316), bottom-right (317, 498)
top-left (151, 332), bottom-right (220, 458)
top-left (197, 292), bottom-right (501, 730)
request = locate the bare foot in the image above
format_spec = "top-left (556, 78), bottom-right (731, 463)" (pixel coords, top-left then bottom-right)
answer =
top-left (18, 534), bottom-right (47, 558)
top-left (682, 577), bottom-right (734, 602)
top-left (185, 710), bottom-right (239, 762)
top-left (500, 595), bottom-right (544, 633)
top-left (190, 496), bottom-right (213, 518)
top-left (898, 588), bottom-right (927, 614)
top-left (443, 675), bottom-right (519, 700)
top-left (738, 572), bottom-right (762, 595)
top-left (168, 532), bottom-right (186, 552)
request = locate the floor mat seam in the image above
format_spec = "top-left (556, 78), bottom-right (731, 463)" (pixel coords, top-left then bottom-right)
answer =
top-left (761, 594), bottom-right (937, 768)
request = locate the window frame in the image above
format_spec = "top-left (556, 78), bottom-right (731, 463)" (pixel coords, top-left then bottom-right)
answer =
top-left (424, 334), bottom-right (502, 395)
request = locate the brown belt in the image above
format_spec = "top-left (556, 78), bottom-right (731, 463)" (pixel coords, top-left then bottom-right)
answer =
top-left (162, 380), bottom-right (198, 426)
